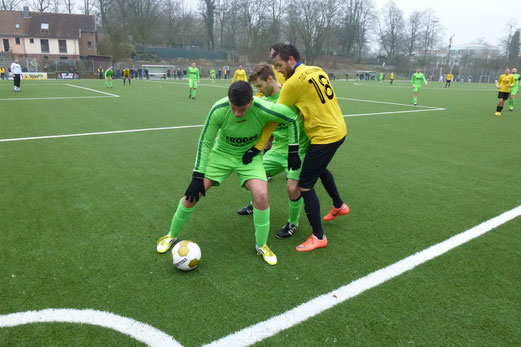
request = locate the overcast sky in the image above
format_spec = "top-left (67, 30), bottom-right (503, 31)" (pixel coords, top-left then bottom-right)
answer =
top-left (375, 0), bottom-right (521, 47)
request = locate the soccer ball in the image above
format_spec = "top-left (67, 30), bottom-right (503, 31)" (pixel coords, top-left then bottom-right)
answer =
top-left (171, 240), bottom-right (201, 271)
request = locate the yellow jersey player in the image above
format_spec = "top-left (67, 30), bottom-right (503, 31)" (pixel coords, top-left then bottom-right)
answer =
top-left (232, 64), bottom-right (247, 82)
top-left (495, 67), bottom-right (515, 116)
top-left (445, 73), bottom-right (454, 88)
top-left (251, 44), bottom-right (349, 252)
top-left (123, 68), bottom-right (131, 86)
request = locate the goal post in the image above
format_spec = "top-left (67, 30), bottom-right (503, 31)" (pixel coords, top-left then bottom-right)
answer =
top-left (478, 75), bottom-right (490, 84)
top-left (142, 65), bottom-right (177, 79)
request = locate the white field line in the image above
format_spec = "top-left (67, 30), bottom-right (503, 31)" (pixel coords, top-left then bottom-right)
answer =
top-left (146, 80), bottom-right (228, 89)
top-left (205, 204), bottom-right (521, 347)
top-left (0, 96), bottom-right (115, 101)
top-left (351, 82), bottom-right (495, 92)
top-left (344, 108), bottom-right (446, 117)
top-left (337, 96), bottom-right (438, 109)
top-left (66, 83), bottom-right (120, 97)
top-left (0, 308), bottom-right (181, 347)
top-left (0, 124), bottom-right (203, 142)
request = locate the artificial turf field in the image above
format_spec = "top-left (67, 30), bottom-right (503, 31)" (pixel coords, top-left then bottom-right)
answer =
top-left (1, 77), bottom-right (520, 346)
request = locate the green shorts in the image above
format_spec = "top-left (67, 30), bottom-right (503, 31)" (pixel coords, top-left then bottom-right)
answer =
top-left (188, 79), bottom-right (198, 88)
top-left (511, 88), bottom-right (518, 96)
top-left (413, 86), bottom-right (421, 93)
top-left (205, 149), bottom-right (267, 187)
top-left (262, 150), bottom-right (302, 180)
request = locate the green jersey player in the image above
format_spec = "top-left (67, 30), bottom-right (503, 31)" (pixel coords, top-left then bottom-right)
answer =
top-left (210, 68), bottom-right (216, 83)
top-left (104, 67), bottom-right (114, 88)
top-left (187, 62), bottom-right (200, 99)
top-left (156, 81), bottom-right (302, 265)
top-left (411, 66), bottom-right (428, 105)
top-left (509, 68), bottom-right (521, 111)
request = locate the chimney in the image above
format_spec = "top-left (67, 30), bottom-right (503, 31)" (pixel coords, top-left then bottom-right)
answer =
top-left (23, 6), bottom-right (30, 18)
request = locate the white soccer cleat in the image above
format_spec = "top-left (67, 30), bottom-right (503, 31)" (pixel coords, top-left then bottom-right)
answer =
top-left (156, 234), bottom-right (177, 253)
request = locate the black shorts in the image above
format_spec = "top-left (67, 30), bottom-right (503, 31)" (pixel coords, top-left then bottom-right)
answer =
top-left (298, 136), bottom-right (345, 189)
top-left (498, 91), bottom-right (510, 100)
top-left (446, 80), bottom-right (451, 83)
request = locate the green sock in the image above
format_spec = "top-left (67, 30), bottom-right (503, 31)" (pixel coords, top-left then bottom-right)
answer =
top-left (105, 80), bottom-right (108, 87)
top-left (253, 206), bottom-right (270, 246)
top-left (169, 198), bottom-right (195, 238)
top-left (413, 97), bottom-right (417, 104)
top-left (110, 80), bottom-right (112, 88)
top-left (509, 98), bottom-right (514, 108)
top-left (288, 196), bottom-right (303, 226)
top-left (189, 88), bottom-right (192, 97)
top-left (192, 88), bottom-right (197, 97)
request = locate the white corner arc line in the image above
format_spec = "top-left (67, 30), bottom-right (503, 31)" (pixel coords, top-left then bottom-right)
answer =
top-left (344, 108), bottom-right (446, 118)
top-left (66, 83), bottom-right (120, 97)
top-left (0, 308), bottom-right (181, 347)
top-left (204, 204), bottom-right (521, 347)
top-left (0, 124), bottom-right (203, 142)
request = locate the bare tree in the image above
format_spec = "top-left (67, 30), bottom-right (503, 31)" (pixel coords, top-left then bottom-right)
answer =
top-left (502, 18), bottom-right (518, 58)
top-left (200, 0), bottom-right (216, 49)
top-left (31, 0), bottom-right (51, 12)
top-left (82, 0), bottom-right (94, 14)
top-left (378, 0), bottom-right (404, 62)
top-left (63, 0), bottom-right (74, 13)
top-left (50, 0), bottom-right (60, 12)
top-left (405, 10), bottom-right (423, 57)
top-left (419, 10), bottom-right (440, 62)
top-left (0, 0), bottom-right (23, 10)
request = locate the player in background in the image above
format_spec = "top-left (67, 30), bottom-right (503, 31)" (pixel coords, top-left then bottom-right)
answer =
top-left (210, 67), bottom-right (216, 83)
top-left (98, 66), bottom-right (104, 79)
top-left (249, 44), bottom-right (349, 252)
top-left (237, 63), bottom-right (310, 239)
top-left (508, 68), bottom-right (520, 111)
top-left (10, 59), bottom-right (22, 92)
top-left (495, 67), bottom-right (515, 116)
top-left (445, 73), bottom-right (454, 88)
top-left (187, 62), bottom-right (200, 99)
top-left (232, 64), bottom-right (247, 83)
top-left (104, 67), bottom-right (114, 88)
top-left (379, 72), bottom-right (384, 84)
top-left (390, 72), bottom-right (394, 85)
top-left (411, 67), bottom-right (428, 105)
top-left (123, 67), bottom-right (131, 86)
top-left (156, 81), bottom-right (301, 265)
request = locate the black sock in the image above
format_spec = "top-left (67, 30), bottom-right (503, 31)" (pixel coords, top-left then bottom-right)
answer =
top-left (301, 189), bottom-right (324, 239)
top-left (320, 169), bottom-right (343, 208)
top-left (499, 106), bottom-right (503, 112)
top-left (497, 106), bottom-right (501, 112)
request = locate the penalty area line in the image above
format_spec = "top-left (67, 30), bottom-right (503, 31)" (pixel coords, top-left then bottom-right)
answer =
top-left (204, 204), bottom-right (521, 347)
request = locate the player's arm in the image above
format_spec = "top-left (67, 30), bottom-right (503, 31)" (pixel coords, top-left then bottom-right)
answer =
top-left (197, 68), bottom-right (200, 82)
top-left (497, 76), bottom-right (502, 89)
top-left (232, 71), bottom-right (237, 83)
top-left (423, 75), bottom-right (428, 86)
top-left (254, 122), bottom-right (279, 151)
top-left (193, 104), bottom-right (223, 174)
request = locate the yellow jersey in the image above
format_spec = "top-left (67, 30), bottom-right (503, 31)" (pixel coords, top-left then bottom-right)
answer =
top-left (497, 74), bottom-right (514, 93)
top-left (277, 64), bottom-right (346, 144)
top-left (390, 72), bottom-right (394, 79)
top-left (123, 69), bottom-right (130, 77)
top-left (446, 73), bottom-right (453, 81)
top-left (232, 69), bottom-right (247, 82)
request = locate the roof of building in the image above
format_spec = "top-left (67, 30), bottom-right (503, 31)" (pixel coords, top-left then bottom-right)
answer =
top-left (0, 9), bottom-right (95, 39)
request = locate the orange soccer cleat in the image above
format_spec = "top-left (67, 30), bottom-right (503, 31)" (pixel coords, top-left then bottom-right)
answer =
top-left (323, 203), bottom-right (350, 221)
top-left (296, 234), bottom-right (328, 252)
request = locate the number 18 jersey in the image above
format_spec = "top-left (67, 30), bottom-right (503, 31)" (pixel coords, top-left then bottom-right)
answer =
top-left (277, 64), bottom-right (347, 144)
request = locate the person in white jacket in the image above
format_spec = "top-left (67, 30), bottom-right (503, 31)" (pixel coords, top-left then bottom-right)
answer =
top-left (10, 59), bottom-right (22, 92)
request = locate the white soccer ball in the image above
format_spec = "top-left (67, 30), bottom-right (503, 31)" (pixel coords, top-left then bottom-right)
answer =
top-left (171, 240), bottom-right (201, 271)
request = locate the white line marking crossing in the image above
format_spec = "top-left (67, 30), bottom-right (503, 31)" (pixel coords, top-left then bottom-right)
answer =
top-left (66, 83), bottom-right (120, 97)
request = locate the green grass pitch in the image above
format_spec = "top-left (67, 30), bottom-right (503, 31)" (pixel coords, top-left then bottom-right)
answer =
top-left (1, 77), bottom-right (520, 346)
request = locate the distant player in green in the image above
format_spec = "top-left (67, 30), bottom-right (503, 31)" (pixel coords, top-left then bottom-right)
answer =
top-left (187, 62), bottom-right (200, 99)
top-left (508, 67), bottom-right (521, 111)
top-left (379, 72), bottom-right (384, 84)
top-left (210, 68), bottom-right (216, 83)
top-left (104, 67), bottom-right (113, 88)
top-left (156, 81), bottom-right (301, 266)
top-left (411, 66), bottom-right (428, 105)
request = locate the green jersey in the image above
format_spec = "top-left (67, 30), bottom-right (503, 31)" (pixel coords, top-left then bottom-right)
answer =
top-left (411, 72), bottom-right (427, 87)
top-left (210, 69), bottom-right (216, 78)
top-left (194, 96), bottom-right (300, 173)
top-left (263, 92), bottom-right (310, 154)
top-left (187, 66), bottom-right (200, 81)
top-left (512, 73), bottom-right (520, 91)
top-left (104, 69), bottom-right (113, 78)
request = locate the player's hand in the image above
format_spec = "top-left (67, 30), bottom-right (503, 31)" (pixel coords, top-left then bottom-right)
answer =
top-left (287, 144), bottom-right (301, 171)
top-left (185, 171), bottom-right (206, 203)
top-left (242, 147), bottom-right (260, 165)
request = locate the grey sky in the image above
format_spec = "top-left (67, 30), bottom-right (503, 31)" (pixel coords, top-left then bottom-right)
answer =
top-left (374, 0), bottom-right (521, 47)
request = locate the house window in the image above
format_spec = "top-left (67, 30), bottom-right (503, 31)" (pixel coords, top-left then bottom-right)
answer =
top-left (87, 41), bottom-right (92, 48)
top-left (43, 56), bottom-right (49, 59)
top-left (30, 38), bottom-right (34, 44)
top-left (41, 23), bottom-right (49, 30)
top-left (15, 37), bottom-right (20, 45)
top-left (60, 56), bottom-right (68, 60)
top-left (15, 24), bottom-right (20, 28)
top-left (58, 40), bottom-right (67, 53)
top-left (40, 39), bottom-right (49, 53)
top-left (3, 39), bottom-right (9, 52)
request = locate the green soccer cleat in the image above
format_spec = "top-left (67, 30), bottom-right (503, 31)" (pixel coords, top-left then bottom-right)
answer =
top-left (256, 244), bottom-right (277, 265)
top-left (156, 234), bottom-right (177, 253)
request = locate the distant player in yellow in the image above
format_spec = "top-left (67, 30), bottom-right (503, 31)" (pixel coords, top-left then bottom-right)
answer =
top-left (495, 67), bottom-right (515, 116)
top-left (445, 73), bottom-right (454, 88)
top-left (123, 68), bottom-right (131, 86)
top-left (390, 72), bottom-right (394, 85)
top-left (232, 64), bottom-right (247, 82)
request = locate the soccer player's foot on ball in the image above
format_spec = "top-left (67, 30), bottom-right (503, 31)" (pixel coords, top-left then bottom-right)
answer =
top-left (296, 234), bottom-right (327, 252)
top-left (277, 222), bottom-right (297, 238)
top-left (156, 234), bottom-right (177, 253)
top-left (323, 203), bottom-right (350, 221)
top-left (237, 203), bottom-right (253, 215)
top-left (256, 244), bottom-right (277, 265)
top-left (495, 112), bottom-right (501, 116)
